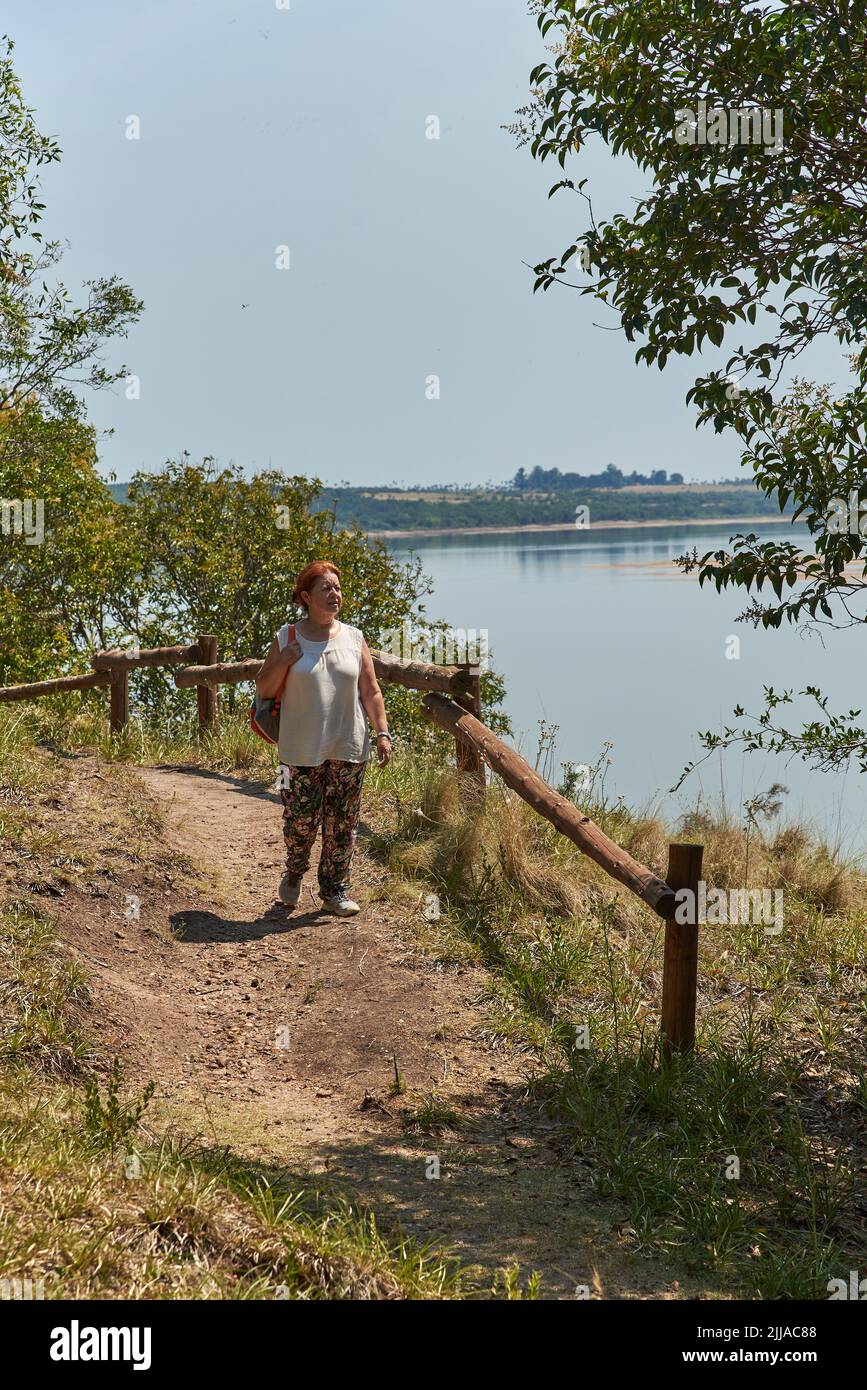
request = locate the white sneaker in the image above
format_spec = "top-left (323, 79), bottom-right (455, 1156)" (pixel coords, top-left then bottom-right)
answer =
top-left (320, 893), bottom-right (360, 917)
top-left (279, 873), bottom-right (302, 907)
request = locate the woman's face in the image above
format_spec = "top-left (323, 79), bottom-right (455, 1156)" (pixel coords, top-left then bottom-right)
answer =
top-left (304, 573), bottom-right (342, 620)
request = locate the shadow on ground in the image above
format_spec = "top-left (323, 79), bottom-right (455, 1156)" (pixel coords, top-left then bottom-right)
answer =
top-left (153, 764), bottom-right (281, 802)
top-left (170, 903), bottom-right (366, 942)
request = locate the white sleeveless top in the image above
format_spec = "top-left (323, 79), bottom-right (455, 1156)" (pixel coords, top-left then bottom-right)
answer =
top-left (276, 620), bottom-right (370, 768)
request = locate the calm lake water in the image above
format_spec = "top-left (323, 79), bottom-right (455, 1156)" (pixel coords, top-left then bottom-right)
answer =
top-left (388, 521), bottom-right (867, 858)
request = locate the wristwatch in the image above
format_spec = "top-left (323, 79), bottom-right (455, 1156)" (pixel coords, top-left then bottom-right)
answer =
top-left (376, 731), bottom-right (392, 740)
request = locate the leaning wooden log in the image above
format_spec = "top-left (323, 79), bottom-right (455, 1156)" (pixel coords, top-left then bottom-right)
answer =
top-left (421, 692), bottom-right (676, 919)
top-left (0, 671), bottom-right (112, 701)
top-left (93, 644), bottom-right (202, 671)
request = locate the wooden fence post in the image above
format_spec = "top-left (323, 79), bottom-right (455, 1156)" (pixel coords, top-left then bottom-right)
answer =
top-left (196, 633), bottom-right (219, 741)
top-left (454, 664), bottom-right (484, 789)
top-left (660, 842), bottom-right (704, 1059)
top-left (109, 669), bottom-right (129, 734)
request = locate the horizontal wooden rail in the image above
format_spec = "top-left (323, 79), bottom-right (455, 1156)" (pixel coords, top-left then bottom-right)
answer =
top-left (171, 651), bottom-right (477, 697)
top-left (371, 651), bottom-right (475, 697)
top-left (422, 691), bottom-right (676, 920)
top-left (2, 645), bottom-right (477, 702)
top-left (93, 644), bottom-right (202, 671)
top-left (174, 659), bottom-right (261, 690)
top-left (0, 671), bottom-right (112, 701)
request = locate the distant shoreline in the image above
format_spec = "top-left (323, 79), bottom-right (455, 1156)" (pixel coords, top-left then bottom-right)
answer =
top-left (368, 514), bottom-right (795, 541)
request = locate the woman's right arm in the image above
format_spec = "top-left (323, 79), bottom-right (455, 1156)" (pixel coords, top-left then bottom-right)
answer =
top-left (256, 636), bottom-right (301, 699)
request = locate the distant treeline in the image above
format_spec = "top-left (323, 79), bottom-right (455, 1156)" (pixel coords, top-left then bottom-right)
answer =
top-left (107, 480), bottom-right (786, 533)
top-left (514, 464), bottom-right (689, 489)
top-left (312, 486), bottom-right (786, 532)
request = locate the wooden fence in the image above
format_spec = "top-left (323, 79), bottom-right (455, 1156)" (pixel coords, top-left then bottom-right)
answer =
top-left (0, 634), bottom-right (701, 1057)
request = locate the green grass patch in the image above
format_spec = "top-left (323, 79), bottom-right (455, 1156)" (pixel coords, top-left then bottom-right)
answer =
top-left (365, 750), bottom-right (867, 1299)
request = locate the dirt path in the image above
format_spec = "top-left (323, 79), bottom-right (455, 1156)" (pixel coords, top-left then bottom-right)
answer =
top-left (57, 763), bottom-right (681, 1298)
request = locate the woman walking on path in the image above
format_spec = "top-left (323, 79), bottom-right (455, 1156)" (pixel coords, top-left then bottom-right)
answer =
top-left (255, 560), bottom-right (392, 916)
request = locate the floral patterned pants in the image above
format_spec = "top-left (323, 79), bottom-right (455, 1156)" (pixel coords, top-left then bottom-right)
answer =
top-left (279, 759), bottom-right (366, 897)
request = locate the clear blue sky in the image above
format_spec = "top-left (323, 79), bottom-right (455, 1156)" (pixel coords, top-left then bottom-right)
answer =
top-left (10, 0), bottom-right (758, 485)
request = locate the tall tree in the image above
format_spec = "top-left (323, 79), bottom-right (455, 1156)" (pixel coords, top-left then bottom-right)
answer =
top-left (516, 0), bottom-right (867, 773)
top-left (0, 36), bottom-right (142, 419)
top-left (0, 35), bottom-right (143, 681)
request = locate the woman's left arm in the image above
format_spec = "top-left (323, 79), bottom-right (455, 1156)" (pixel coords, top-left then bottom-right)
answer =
top-left (358, 639), bottom-right (392, 765)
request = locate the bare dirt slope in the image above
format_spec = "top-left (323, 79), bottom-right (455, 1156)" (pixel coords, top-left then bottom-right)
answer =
top-left (54, 762), bottom-right (683, 1298)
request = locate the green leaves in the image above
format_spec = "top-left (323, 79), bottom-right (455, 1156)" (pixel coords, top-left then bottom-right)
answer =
top-left (0, 36), bottom-right (61, 271)
top-left (0, 405), bottom-right (135, 684)
top-left (0, 43), bottom-right (142, 421)
top-left (123, 458), bottom-right (431, 722)
top-left (520, 1), bottom-right (867, 774)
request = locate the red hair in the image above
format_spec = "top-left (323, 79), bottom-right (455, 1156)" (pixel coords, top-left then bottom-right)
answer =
top-left (292, 561), bottom-right (341, 609)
